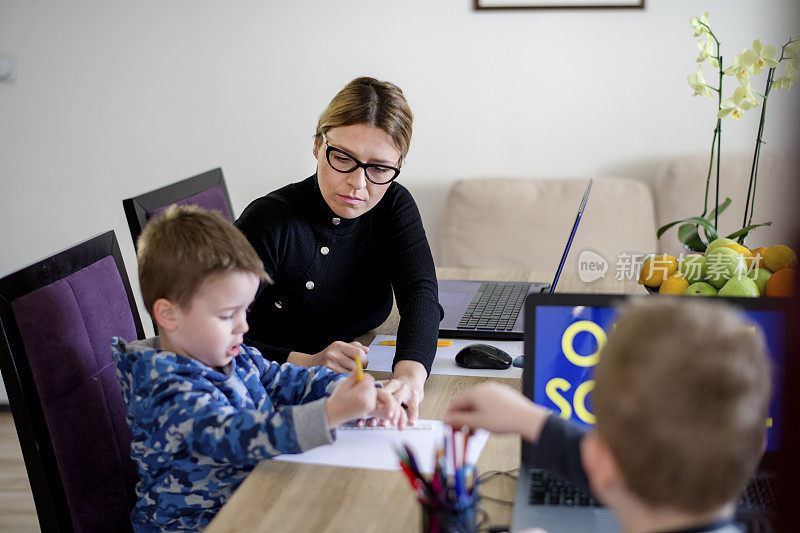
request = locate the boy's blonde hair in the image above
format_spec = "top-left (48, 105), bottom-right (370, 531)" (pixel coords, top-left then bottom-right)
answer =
top-left (137, 205), bottom-right (270, 317)
top-left (593, 298), bottom-right (771, 513)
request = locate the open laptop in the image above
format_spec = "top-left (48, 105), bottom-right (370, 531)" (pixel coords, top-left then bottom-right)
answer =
top-left (511, 293), bottom-right (786, 532)
top-left (438, 179), bottom-right (593, 340)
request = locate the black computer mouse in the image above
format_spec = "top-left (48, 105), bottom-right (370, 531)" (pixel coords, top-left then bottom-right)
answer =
top-left (455, 344), bottom-right (513, 370)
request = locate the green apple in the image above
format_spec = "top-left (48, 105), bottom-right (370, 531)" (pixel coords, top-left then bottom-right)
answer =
top-left (746, 267), bottom-right (773, 296)
top-left (705, 237), bottom-right (738, 254)
top-left (718, 276), bottom-right (760, 297)
top-left (684, 281), bottom-right (718, 296)
top-left (678, 254), bottom-right (707, 284)
top-left (705, 247), bottom-right (747, 289)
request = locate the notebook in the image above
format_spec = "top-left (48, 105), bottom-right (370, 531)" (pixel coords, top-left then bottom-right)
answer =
top-left (511, 293), bottom-right (786, 532)
top-left (437, 179), bottom-right (592, 340)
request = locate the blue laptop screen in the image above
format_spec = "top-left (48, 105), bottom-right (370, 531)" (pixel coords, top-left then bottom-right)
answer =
top-left (532, 304), bottom-right (784, 451)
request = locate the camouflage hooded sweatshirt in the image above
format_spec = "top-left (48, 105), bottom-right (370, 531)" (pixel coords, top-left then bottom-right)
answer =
top-left (112, 336), bottom-right (344, 531)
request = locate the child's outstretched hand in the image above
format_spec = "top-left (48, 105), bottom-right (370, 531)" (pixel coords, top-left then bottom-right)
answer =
top-left (444, 382), bottom-right (550, 443)
top-left (370, 388), bottom-right (408, 430)
top-left (325, 371), bottom-right (378, 428)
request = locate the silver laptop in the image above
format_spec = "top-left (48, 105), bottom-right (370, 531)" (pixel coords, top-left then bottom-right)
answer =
top-left (437, 179), bottom-right (592, 341)
top-left (512, 293), bottom-right (786, 532)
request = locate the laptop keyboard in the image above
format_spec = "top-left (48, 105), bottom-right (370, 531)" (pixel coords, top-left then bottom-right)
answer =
top-left (738, 473), bottom-right (778, 512)
top-left (527, 469), bottom-right (776, 512)
top-left (528, 469), bottom-right (601, 507)
top-left (457, 282), bottom-right (531, 332)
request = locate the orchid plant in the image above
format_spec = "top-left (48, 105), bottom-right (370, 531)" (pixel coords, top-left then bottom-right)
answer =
top-left (657, 13), bottom-right (799, 252)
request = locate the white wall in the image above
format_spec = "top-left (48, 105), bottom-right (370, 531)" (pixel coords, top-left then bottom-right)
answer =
top-left (1, 0), bottom-right (799, 402)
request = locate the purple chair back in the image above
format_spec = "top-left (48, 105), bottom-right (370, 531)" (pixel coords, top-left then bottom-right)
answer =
top-left (147, 186), bottom-right (231, 220)
top-left (0, 231), bottom-right (144, 532)
top-left (123, 168), bottom-right (234, 252)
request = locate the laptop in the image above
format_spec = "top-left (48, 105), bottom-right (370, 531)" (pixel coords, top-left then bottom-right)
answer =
top-left (511, 293), bottom-right (786, 532)
top-left (437, 179), bottom-right (593, 340)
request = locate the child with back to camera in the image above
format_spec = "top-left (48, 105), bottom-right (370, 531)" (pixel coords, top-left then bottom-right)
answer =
top-left (112, 205), bottom-right (405, 531)
top-left (445, 299), bottom-right (772, 533)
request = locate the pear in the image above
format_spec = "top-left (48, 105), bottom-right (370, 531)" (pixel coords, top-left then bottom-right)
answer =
top-left (678, 255), bottom-right (707, 284)
top-left (684, 282), bottom-right (718, 296)
top-left (705, 237), bottom-right (739, 254)
top-left (746, 267), bottom-right (773, 296)
top-left (718, 277), bottom-right (760, 298)
top-left (705, 247), bottom-right (747, 289)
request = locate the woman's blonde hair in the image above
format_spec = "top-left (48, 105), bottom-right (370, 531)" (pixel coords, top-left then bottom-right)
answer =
top-left (315, 77), bottom-right (413, 160)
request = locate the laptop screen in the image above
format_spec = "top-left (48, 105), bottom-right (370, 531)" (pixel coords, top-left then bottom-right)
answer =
top-left (524, 295), bottom-right (785, 452)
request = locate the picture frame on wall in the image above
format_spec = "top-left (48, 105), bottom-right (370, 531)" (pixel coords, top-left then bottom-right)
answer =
top-left (475, 0), bottom-right (644, 9)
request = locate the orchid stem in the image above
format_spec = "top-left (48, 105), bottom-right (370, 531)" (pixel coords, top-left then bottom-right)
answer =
top-left (741, 68), bottom-right (774, 240)
top-left (702, 124), bottom-right (718, 218)
top-left (714, 54), bottom-right (723, 231)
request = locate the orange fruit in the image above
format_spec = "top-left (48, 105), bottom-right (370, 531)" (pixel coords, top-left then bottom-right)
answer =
top-left (765, 268), bottom-right (796, 297)
top-left (638, 254), bottom-right (678, 288)
top-left (724, 243), bottom-right (752, 257)
top-left (748, 247), bottom-right (767, 269)
top-left (659, 273), bottom-right (690, 295)
top-left (763, 245), bottom-right (797, 272)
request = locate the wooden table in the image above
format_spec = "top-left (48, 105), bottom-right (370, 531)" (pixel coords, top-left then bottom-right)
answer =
top-left (206, 269), bottom-right (644, 533)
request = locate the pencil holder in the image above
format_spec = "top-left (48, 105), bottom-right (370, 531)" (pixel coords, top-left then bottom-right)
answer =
top-left (420, 494), bottom-right (479, 533)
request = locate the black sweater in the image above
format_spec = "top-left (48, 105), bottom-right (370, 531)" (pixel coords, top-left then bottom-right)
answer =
top-left (235, 175), bottom-right (443, 375)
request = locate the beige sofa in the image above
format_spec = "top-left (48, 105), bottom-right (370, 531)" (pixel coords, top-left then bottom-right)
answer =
top-left (438, 153), bottom-right (797, 273)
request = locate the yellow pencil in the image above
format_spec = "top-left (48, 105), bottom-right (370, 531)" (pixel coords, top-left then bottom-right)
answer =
top-left (355, 352), bottom-right (363, 382)
top-left (379, 340), bottom-right (453, 347)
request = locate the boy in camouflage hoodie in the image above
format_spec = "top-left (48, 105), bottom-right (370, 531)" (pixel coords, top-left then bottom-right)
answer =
top-left (113, 206), bottom-right (404, 531)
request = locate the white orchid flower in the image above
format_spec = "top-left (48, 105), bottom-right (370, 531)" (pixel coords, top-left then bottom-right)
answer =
top-left (774, 39), bottom-right (800, 90)
top-left (784, 39), bottom-right (800, 71)
top-left (688, 66), bottom-right (714, 98)
top-left (773, 74), bottom-right (794, 90)
top-left (697, 37), bottom-right (719, 67)
top-left (774, 60), bottom-right (799, 90)
top-left (690, 13), bottom-right (710, 37)
top-left (750, 40), bottom-right (779, 74)
top-left (718, 86), bottom-right (760, 119)
top-left (724, 49), bottom-right (755, 83)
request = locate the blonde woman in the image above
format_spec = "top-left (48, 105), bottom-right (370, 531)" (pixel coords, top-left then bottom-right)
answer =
top-left (236, 77), bottom-right (441, 423)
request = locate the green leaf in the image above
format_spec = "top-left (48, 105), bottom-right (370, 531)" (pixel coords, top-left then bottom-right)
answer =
top-left (725, 221), bottom-right (773, 240)
top-left (657, 220), bottom-right (684, 240)
top-left (656, 216), bottom-right (718, 240)
top-left (707, 197), bottom-right (732, 221)
top-left (678, 223), bottom-right (707, 252)
top-left (701, 222), bottom-right (719, 242)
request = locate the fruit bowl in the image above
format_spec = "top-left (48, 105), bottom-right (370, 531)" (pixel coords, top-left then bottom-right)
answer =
top-left (639, 241), bottom-right (796, 297)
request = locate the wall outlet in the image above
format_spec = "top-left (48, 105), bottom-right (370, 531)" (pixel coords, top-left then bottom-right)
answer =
top-left (0, 55), bottom-right (16, 83)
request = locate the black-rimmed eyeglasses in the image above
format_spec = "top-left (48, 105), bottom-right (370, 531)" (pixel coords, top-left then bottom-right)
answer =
top-left (322, 134), bottom-right (401, 185)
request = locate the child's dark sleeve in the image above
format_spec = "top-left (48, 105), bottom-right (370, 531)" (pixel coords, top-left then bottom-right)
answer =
top-left (530, 414), bottom-right (591, 494)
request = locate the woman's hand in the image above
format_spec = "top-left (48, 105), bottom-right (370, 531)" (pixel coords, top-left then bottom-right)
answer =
top-left (383, 360), bottom-right (427, 424)
top-left (443, 382), bottom-right (549, 443)
top-left (288, 341), bottom-right (369, 373)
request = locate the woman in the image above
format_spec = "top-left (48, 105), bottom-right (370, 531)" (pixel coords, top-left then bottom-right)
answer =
top-left (235, 77), bottom-right (442, 422)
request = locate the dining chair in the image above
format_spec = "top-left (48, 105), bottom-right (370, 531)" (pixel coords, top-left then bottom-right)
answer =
top-left (0, 230), bottom-right (145, 532)
top-left (122, 167), bottom-right (234, 251)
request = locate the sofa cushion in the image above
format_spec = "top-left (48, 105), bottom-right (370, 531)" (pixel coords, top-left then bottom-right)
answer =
top-left (440, 177), bottom-right (656, 275)
top-left (654, 153), bottom-right (799, 257)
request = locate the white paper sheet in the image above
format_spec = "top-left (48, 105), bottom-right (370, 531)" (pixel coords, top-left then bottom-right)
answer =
top-left (273, 419), bottom-right (489, 473)
top-left (366, 335), bottom-right (523, 378)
